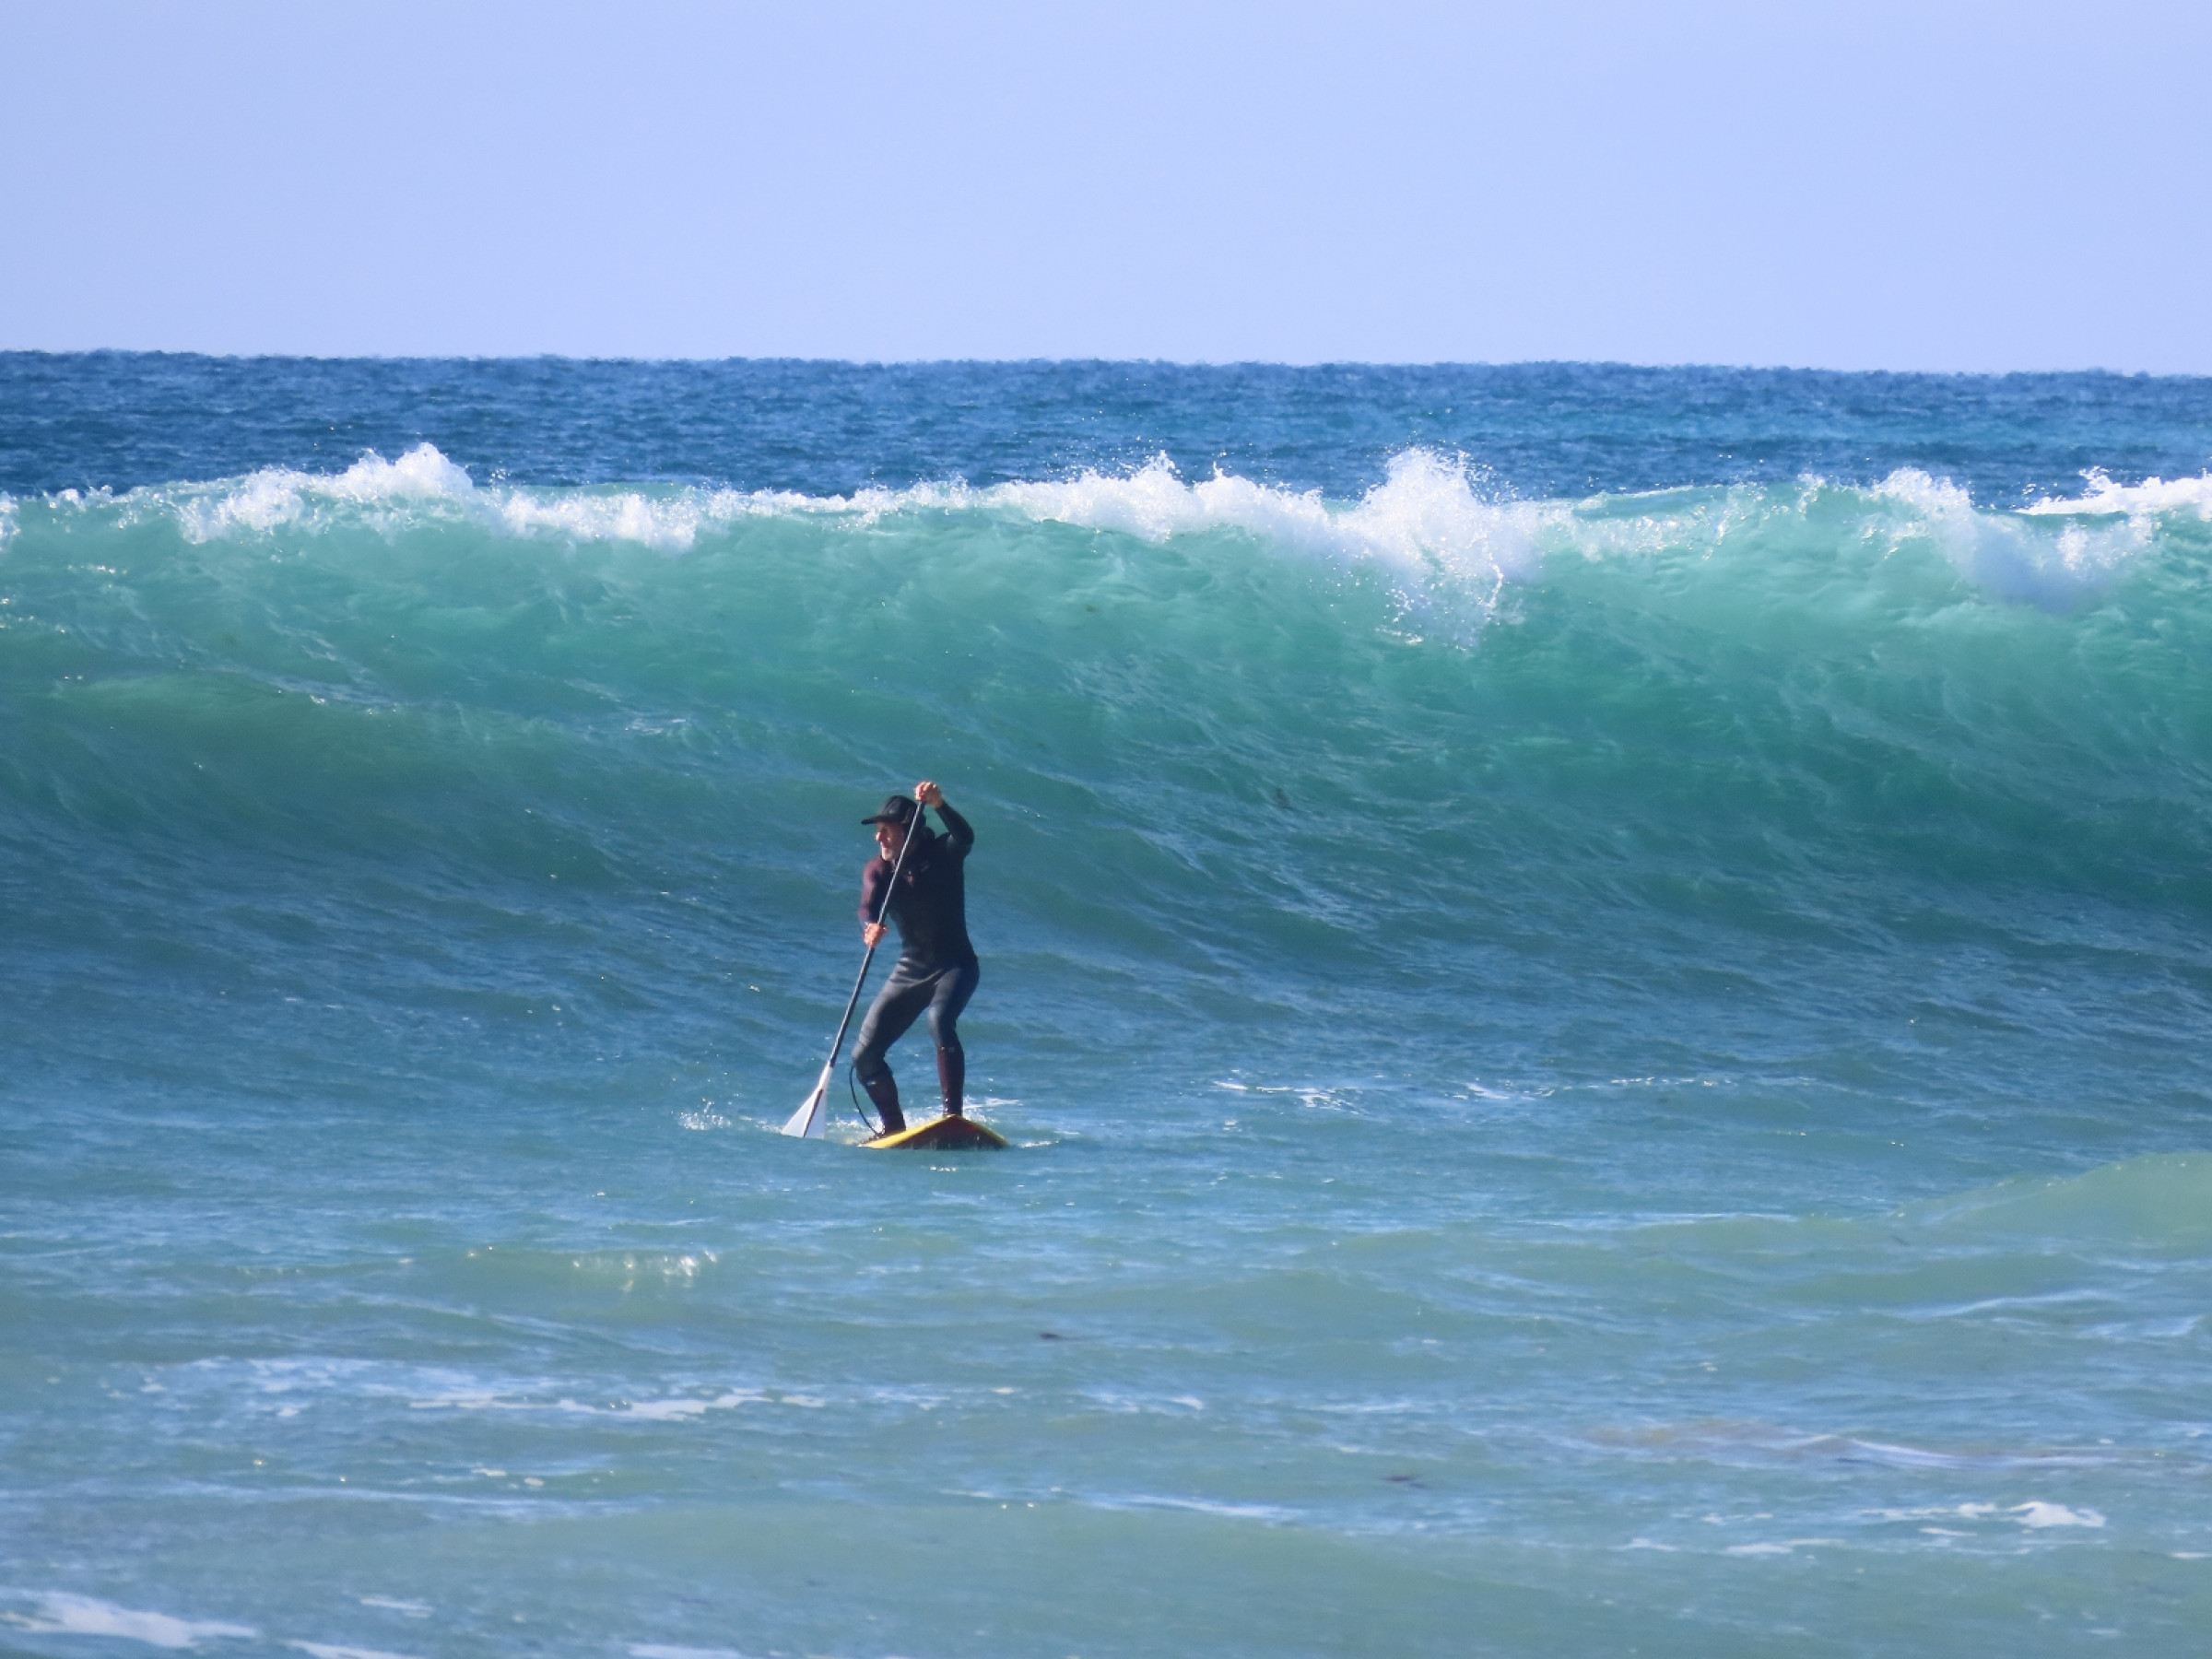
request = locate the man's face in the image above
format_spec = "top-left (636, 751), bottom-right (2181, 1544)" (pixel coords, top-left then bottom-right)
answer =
top-left (875, 819), bottom-right (906, 861)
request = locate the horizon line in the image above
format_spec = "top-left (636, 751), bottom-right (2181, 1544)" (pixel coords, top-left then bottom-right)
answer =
top-left (2, 348), bottom-right (2203, 382)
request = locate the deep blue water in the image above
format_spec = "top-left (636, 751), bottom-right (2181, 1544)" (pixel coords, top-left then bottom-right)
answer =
top-left (9, 353), bottom-right (2211, 502)
top-left (3, 354), bottom-right (2211, 1658)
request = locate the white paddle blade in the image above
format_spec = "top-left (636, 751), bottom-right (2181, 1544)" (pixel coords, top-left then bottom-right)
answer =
top-left (780, 1065), bottom-right (834, 1138)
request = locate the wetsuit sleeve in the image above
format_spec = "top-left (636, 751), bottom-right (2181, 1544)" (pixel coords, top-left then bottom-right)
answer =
top-left (935, 801), bottom-right (974, 857)
top-left (859, 858), bottom-right (891, 924)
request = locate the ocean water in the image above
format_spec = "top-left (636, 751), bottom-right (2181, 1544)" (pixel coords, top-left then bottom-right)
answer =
top-left (4, 354), bottom-right (2212, 1657)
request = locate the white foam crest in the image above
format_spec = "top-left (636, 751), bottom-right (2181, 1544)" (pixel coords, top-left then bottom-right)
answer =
top-left (330, 444), bottom-right (477, 500)
top-left (617, 1389), bottom-right (766, 1420)
top-left (1866, 1500), bottom-right (2110, 1527)
top-left (292, 1644), bottom-right (420, 1659)
top-left (2020, 469), bottom-right (2212, 521)
top-left (163, 446), bottom-right (1557, 626)
top-left (4, 1593), bottom-right (255, 1649)
top-left (171, 445), bottom-right (860, 552)
top-left (618, 1397), bottom-right (713, 1420)
top-left (492, 487), bottom-right (811, 554)
top-left (175, 443), bottom-right (478, 539)
top-left (989, 454), bottom-right (1320, 545)
top-left (2014, 1500), bottom-right (2105, 1528)
top-left (146, 447), bottom-right (2198, 622)
top-left (984, 450), bottom-right (1551, 601)
top-left (1873, 468), bottom-right (2155, 609)
top-left (585, 476), bottom-right (980, 541)
top-left (0, 494), bottom-right (16, 551)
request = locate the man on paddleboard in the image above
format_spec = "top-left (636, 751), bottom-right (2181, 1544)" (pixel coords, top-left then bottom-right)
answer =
top-left (852, 781), bottom-right (978, 1138)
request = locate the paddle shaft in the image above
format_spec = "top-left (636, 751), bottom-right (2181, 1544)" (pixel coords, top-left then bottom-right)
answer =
top-left (811, 805), bottom-right (930, 1126)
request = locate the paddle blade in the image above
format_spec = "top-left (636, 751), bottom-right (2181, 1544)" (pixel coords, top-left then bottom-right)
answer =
top-left (780, 1065), bottom-right (834, 1138)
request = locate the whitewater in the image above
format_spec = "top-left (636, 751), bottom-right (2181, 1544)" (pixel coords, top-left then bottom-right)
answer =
top-left (4, 356), bottom-right (2212, 1658)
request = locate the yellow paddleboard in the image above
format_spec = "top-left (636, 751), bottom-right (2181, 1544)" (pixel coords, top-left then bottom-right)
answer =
top-left (864, 1114), bottom-right (1010, 1151)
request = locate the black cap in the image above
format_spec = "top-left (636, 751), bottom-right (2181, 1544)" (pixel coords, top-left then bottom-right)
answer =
top-left (862, 794), bottom-right (918, 828)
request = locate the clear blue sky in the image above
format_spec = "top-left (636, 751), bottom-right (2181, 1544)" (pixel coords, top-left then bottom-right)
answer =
top-left (5, 0), bottom-right (2206, 371)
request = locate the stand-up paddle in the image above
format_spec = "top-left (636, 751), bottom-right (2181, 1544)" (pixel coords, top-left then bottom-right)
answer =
top-left (779, 796), bottom-right (925, 1140)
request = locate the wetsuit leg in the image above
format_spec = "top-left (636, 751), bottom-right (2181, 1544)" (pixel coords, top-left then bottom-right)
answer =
top-left (852, 965), bottom-right (935, 1134)
top-left (924, 960), bottom-right (981, 1116)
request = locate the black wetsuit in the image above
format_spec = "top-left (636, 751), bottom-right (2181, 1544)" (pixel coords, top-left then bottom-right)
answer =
top-left (851, 803), bottom-right (979, 1132)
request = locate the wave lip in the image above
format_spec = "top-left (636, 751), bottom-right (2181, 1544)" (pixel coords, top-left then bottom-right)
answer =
top-left (58, 446), bottom-right (2212, 629)
top-left (161, 443), bottom-right (782, 554)
top-left (165, 443), bottom-right (1556, 588)
top-left (2019, 469), bottom-right (2212, 521)
top-left (152, 443), bottom-right (1559, 630)
top-left (986, 448), bottom-right (1551, 588)
top-left (171, 443), bottom-right (478, 540)
top-left (1871, 467), bottom-right (2171, 610)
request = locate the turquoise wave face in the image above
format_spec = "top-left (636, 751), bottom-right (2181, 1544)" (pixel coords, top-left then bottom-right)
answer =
top-left (6, 450), bottom-right (2210, 1127)
top-left (6, 444), bottom-right (2212, 1655)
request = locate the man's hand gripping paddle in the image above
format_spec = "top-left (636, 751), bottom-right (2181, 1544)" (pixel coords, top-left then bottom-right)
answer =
top-left (781, 800), bottom-right (926, 1139)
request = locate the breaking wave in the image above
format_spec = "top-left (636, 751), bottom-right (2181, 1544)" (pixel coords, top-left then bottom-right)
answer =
top-left (66, 443), bottom-right (2204, 617)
